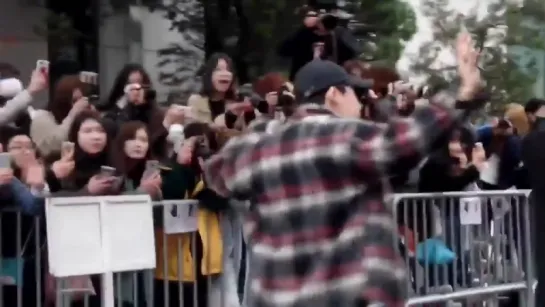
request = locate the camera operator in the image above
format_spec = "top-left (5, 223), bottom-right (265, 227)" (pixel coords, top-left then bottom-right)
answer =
top-left (277, 1), bottom-right (361, 80)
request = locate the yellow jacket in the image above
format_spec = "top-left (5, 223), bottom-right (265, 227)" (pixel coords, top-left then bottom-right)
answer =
top-left (154, 180), bottom-right (223, 282)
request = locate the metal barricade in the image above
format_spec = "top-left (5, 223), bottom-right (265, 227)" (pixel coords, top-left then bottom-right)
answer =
top-left (0, 200), bottom-right (246, 307)
top-left (0, 191), bottom-right (537, 307)
top-left (394, 190), bottom-right (535, 307)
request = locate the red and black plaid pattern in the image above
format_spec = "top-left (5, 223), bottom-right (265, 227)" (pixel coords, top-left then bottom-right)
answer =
top-left (204, 92), bottom-right (461, 307)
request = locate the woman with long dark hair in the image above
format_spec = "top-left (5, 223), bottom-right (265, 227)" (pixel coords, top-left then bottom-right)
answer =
top-left (101, 63), bottom-right (151, 114)
top-left (102, 64), bottom-right (170, 158)
top-left (188, 53), bottom-right (258, 129)
top-left (188, 53), bottom-right (237, 123)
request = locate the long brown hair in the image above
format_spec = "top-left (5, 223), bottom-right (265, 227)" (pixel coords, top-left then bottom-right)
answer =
top-left (252, 72), bottom-right (287, 97)
top-left (48, 75), bottom-right (90, 123)
top-left (343, 61), bottom-right (400, 97)
top-left (110, 121), bottom-right (150, 175)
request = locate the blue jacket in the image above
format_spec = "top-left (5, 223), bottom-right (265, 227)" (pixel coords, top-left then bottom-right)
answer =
top-left (6, 178), bottom-right (43, 215)
top-left (476, 125), bottom-right (522, 188)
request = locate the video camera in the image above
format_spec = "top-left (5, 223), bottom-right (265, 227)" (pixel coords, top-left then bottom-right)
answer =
top-left (237, 82), bottom-right (297, 115)
top-left (307, 0), bottom-right (351, 31)
top-left (237, 84), bottom-right (268, 113)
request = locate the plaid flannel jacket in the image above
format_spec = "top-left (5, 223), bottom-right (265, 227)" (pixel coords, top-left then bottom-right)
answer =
top-left (203, 92), bottom-right (462, 307)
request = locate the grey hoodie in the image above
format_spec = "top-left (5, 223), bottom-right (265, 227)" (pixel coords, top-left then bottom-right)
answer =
top-left (0, 90), bottom-right (33, 125)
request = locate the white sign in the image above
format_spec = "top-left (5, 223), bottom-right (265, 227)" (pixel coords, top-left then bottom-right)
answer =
top-left (46, 195), bottom-right (155, 277)
top-left (102, 197), bottom-right (156, 272)
top-left (162, 200), bottom-right (199, 234)
top-left (459, 197), bottom-right (482, 225)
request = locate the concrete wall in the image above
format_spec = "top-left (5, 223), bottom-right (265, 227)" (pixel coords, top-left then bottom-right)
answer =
top-left (98, 0), bottom-right (204, 104)
top-left (0, 0), bottom-right (48, 105)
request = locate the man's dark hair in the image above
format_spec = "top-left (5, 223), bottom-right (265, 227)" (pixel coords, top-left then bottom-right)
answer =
top-left (525, 98), bottom-right (545, 114)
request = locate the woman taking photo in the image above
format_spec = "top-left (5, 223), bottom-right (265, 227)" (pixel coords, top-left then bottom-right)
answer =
top-left (30, 75), bottom-right (91, 161)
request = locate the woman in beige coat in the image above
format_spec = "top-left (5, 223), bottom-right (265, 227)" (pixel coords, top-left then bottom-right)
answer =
top-left (188, 53), bottom-right (259, 129)
top-left (30, 75), bottom-right (91, 160)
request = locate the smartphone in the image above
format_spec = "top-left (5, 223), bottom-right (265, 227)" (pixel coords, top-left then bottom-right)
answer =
top-left (36, 60), bottom-right (49, 75)
top-left (142, 160), bottom-right (160, 179)
top-left (0, 153), bottom-right (11, 168)
top-left (61, 141), bottom-right (74, 158)
top-left (100, 166), bottom-right (116, 177)
top-left (88, 94), bottom-right (100, 105)
top-left (79, 71), bottom-right (98, 85)
top-left (174, 105), bottom-right (197, 119)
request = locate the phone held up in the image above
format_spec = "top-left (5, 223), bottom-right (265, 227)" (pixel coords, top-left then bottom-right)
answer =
top-left (79, 71), bottom-right (100, 104)
top-left (99, 165), bottom-right (116, 178)
top-left (36, 60), bottom-right (49, 77)
top-left (61, 141), bottom-right (74, 158)
top-left (0, 153), bottom-right (11, 169)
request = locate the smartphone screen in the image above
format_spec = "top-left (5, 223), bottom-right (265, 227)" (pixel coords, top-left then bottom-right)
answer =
top-left (61, 142), bottom-right (74, 158)
top-left (0, 153), bottom-right (10, 168)
top-left (80, 71), bottom-right (99, 85)
top-left (142, 160), bottom-right (159, 179)
top-left (36, 60), bottom-right (49, 75)
top-left (100, 166), bottom-right (116, 177)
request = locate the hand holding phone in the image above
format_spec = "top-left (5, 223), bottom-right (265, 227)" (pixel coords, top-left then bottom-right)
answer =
top-left (175, 105), bottom-right (196, 119)
top-left (227, 101), bottom-right (253, 113)
top-left (139, 165), bottom-right (162, 197)
top-left (142, 160), bottom-right (160, 179)
top-left (0, 153), bottom-right (11, 169)
top-left (61, 142), bottom-right (75, 160)
top-left (100, 166), bottom-right (116, 178)
top-left (36, 60), bottom-right (49, 75)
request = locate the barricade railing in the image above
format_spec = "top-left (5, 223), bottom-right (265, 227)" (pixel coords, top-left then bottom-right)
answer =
top-left (0, 200), bottom-right (246, 307)
top-left (394, 190), bottom-right (535, 307)
top-left (0, 190), bottom-right (537, 307)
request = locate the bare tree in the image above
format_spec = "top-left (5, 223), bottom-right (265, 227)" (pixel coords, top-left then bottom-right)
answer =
top-left (410, 0), bottom-right (545, 112)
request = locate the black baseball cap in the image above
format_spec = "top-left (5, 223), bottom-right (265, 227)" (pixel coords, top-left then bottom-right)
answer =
top-left (294, 60), bottom-right (373, 100)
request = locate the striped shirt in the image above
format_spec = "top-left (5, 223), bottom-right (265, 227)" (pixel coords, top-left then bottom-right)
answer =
top-left (203, 92), bottom-right (462, 307)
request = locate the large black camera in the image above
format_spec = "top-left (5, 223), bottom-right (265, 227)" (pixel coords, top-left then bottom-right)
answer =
top-left (237, 84), bottom-right (268, 113)
top-left (308, 0), bottom-right (351, 31)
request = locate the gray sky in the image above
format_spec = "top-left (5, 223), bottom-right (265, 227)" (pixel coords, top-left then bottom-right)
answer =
top-left (397, 0), bottom-right (494, 79)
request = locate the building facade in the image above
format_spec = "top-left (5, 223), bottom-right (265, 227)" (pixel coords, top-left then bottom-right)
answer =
top-left (0, 0), bottom-right (204, 106)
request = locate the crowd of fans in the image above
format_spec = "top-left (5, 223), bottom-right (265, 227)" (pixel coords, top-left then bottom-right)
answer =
top-left (0, 9), bottom-right (542, 307)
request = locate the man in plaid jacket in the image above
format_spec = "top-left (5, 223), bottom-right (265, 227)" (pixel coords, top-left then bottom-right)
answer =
top-left (203, 33), bottom-right (482, 307)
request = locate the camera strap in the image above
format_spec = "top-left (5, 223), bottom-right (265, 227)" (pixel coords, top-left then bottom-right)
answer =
top-left (330, 30), bottom-right (338, 63)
